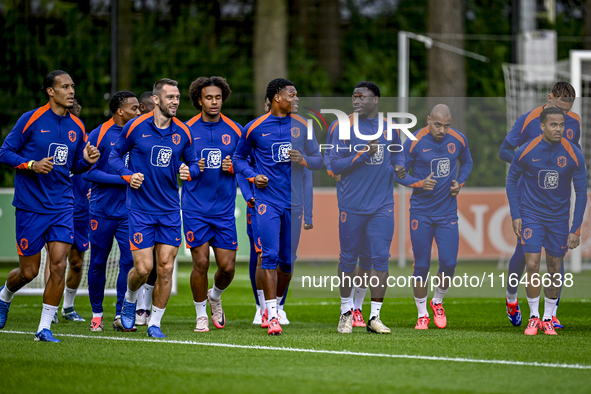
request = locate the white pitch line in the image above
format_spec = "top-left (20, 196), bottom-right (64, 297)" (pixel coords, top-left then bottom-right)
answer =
top-left (1, 330), bottom-right (590, 370)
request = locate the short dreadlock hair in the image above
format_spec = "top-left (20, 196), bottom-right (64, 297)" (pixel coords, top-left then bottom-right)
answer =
top-left (266, 78), bottom-right (294, 104)
top-left (189, 76), bottom-right (232, 110)
top-left (354, 81), bottom-right (380, 97)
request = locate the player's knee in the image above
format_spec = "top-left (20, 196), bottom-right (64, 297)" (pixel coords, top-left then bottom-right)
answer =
top-left (278, 260), bottom-right (292, 274)
top-left (192, 256), bottom-right (209, 274)
top-left (439, 260), bottom-right (457, 277)
top-left (412, 266), bottom-right (429, 282)
top-left (135, 265), bottom-right (152, 279)
top-left (525, 259), bottom-right (540, 271)
top-left (69, 258), bottom-right (83, 273)
top-left (20, 265), bottom-right (40, 282)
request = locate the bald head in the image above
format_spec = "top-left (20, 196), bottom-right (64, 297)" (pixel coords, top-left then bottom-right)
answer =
top-left (427, 104), bottom-right (452, 142)
top-left (429, 104), bottom-right (452, 119)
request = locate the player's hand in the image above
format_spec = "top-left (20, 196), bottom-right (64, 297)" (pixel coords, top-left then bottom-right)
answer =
top-left (33, 157), bottom-right (54, 174)
top-left (130, 172), bottom-right (144, 189)
top-left (87, 188), bottom-right (91, 201)
top-left (222, 155), bottom-right (232, 171)
top-left (423, 172), bottom-right (437, 191)
top-left (255, 174), bottom-right (268, 188)
top-left (512, 218), bottom-right (522, 240)
top-left (367, 139), bottom-right (379, 156)
top-left (83, 142), bottom-right (100, 164)
top-left (450, 180), bottom-right (461, 196)
top-left (198, 158), bottom-right (205, 172)
top-left (304, 223), bottom-right (313, 230)
top-left (247, 197), bottom-right (255, 208)
top-left (179, 163), bottom-right (190, 181)
top-left (335, 174), bottom-right (342, 182)
top-left (568, 233), bottom-right (580, 249)
top-left (394, 165), bottom-right (406, 179)
top-left (289, 150), bottom-right (304, 164)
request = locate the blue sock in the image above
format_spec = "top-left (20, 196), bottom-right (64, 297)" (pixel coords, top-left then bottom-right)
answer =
top-left (248, 236), bottom-right (259, 306)
top-left (507, 243), bottom-right (526, 294)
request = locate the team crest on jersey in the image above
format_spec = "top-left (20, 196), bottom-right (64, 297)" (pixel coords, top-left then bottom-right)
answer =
top-left (538, 170), bottom-right (559, 189)
top-left (68, 130), bottom-right (76, 142)
top-left (20, 238), bottom-right (28, 250)
top-left (557, 156), bottom-right (567, 168)
top-left (340, 212), bottom-right (347, 223)
top-left (258, 204), bottom-right (267, 215)
top-left (291, 127), bottom-right (300, 138)
top-left (431, 158), bottom-right (450, 178)
top-left (523, 228), bottom-right (532, 240)
top-left (411, 219), bottom-right (419, 231)
top-left (91, 220), bottom-right (98, 231)
top-left (368, 146), bottom-right (384, 165)
top-left (172, 133), bottom-right (181, 145)
top-left (151, 146), bottom-right (173, 167)
top-left (48, 143), bottom-right (69, 166)
top-left (272, 142), bottom-right (291, 163)
top-left (566, 129), bottom-right (573, 140)
top-left (447, 143), bottom-right (456, 154)
top-left (133, 232), bottom-right (143, 244)
top-left (222, 134), bottom-right (231, 145)
top-left (201, 148), bottom-right (222, 169)
top-left (186, 231), bottom-right (194, 243)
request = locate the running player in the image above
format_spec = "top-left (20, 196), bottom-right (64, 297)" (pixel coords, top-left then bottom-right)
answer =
top-left (233, 78), bottom-right (323, 335)
top-left (0, 70), bottom-right (100, 341)
top-left (395, 104), bottom-right (473, 330)
top-left (135, 90), bottom-right (157, 326)
top-left (85, 91), bottom-right (140, 332)
top-left (506, 106), bottom-right (586, 335)
top-left (328, 81), bottom-right (406, 334)
top-left (109, 78), bottom-right (201, 338)
top-left (183, 76), bottom-right (243, 332)
top-left (499, 82), bottom-right (579, 329)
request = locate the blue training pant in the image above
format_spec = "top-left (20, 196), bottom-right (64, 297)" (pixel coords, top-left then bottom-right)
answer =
top-left (88, 216), bottom-right (134, 316)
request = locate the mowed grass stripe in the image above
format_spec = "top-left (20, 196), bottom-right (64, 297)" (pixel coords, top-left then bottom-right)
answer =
top-left (2, 330), bottom-right (590, 370)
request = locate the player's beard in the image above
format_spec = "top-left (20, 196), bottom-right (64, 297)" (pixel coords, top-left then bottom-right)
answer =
top-left (159, 101), bottom-right (175, 118)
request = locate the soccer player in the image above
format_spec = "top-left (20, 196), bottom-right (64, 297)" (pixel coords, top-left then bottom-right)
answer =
top-left (85, 91), bottom-right (140, 332)
top-left (109, 78), bottom-right (201, 338)
top-left (42, 98), bottom-right (88, 323)
top-left (233, 78), bottom-right (323, 335)
top-left (328, 81), bottom-right (406, 334)
top-left (135, 91), bottom-right (158, 326)
top-left (499, 82), bottom-right (579, 329)
top-left (182, 76), bottom-right (244, 332)
top-left (395, 104), bottom-right (473, 330)
top-left (0, 70), bottom-right (100, 342)
top-left (506, 106), bottom-right (586, 335)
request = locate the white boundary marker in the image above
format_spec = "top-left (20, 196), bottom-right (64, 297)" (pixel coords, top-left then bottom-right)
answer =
top-left (1, 330), bottom-right (590, 370)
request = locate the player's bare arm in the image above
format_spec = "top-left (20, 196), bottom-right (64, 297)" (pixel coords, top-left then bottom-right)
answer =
top-left (512, 218), bottom-right (522, 240)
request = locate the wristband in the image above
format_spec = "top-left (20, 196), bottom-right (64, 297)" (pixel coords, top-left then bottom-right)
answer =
top-left (28, 160), bottom-right (36, 170)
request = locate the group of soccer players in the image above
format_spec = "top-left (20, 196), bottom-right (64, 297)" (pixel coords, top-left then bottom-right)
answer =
top-left (0, 70), bottom-right (585, 341)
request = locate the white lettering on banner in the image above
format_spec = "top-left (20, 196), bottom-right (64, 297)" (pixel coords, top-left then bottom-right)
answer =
top-left (488, 205), bottom-right (516, 254)
top-left (458, 205), bottom-right (489, 254)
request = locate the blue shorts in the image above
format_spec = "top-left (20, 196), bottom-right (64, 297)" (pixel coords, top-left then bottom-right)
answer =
top-left (338, 206), bottom-right (394, 273)
top-left (15, 208), bottom-right (74, 256)
top-left (183, 211), bottom-right (237, 250)
top-left (247, 206), bottom-right (262, 253)
top-left (521, 214), bottom-right (569, 257)
top-left (409, 213), bottom-right (459, 280)
top-left (129, 210), bottom-right (182, 250)
top-left (257, 201), bottom-right (293, 272)
top-left (72, 213), bottom-right (90, 252)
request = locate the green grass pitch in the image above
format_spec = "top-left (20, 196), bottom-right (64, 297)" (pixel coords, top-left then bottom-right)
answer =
top-left (1, 262), bottom-right (590, 394)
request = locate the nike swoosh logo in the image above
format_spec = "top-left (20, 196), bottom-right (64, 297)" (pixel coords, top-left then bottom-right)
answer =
top-left (175, 238), bottom-right (181, 241)
top-left (194, 137), bottom-right (201, 139)
top-left (262, 133), bottom-right (271, 137)
top-left (561, 245), bottom-right (568, 249)
top-left (451, 222), bottom-right (457, 225)
top-left (423, 148), bottom-right (432, 152)
top-left (232, 241), bottom-right (237, 245)
top-left (142, 134), bottom-right (152, 138)
top-left (532, 159), bottom-right (541, 161)
top-left (83, 243), bottom-right (88, 247)
top-left (41, 129), bottom-right (50, 133)
top-left (388, 209), bottom-right (393, 212)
